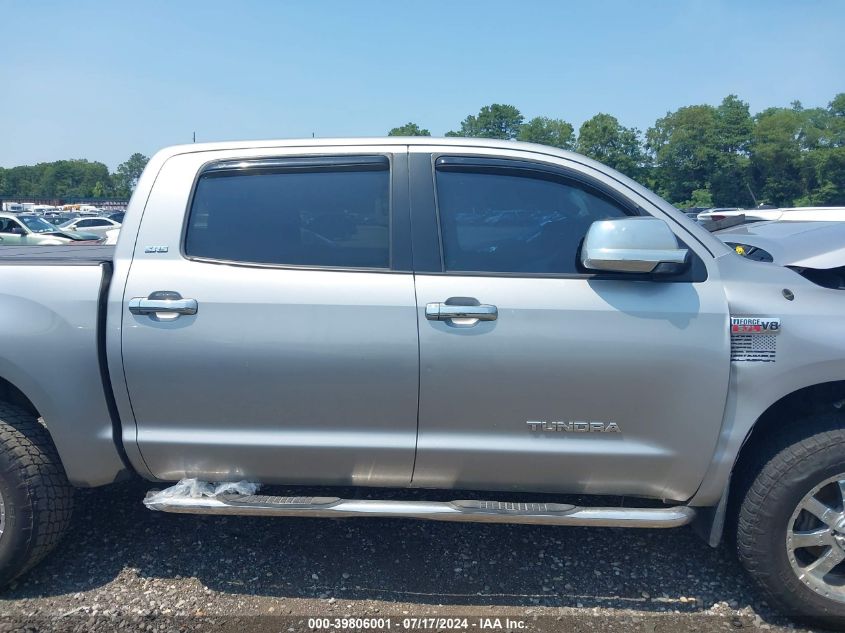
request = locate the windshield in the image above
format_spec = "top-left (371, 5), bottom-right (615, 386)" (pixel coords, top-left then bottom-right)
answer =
top-left (18, 216), bottom-right (59, 233)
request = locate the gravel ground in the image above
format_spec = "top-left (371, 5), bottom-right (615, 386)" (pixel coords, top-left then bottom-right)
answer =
top-left (0, 480), bottom-right (829, 632)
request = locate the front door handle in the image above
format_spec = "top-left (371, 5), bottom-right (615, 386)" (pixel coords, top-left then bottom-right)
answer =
top-left (129, 291), bottom-right (198, 319)
top-left (425, 301), bottom-right (498, 322)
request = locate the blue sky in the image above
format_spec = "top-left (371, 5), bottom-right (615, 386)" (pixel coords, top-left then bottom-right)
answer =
top-left (2, 0), bottom-right (844, 170)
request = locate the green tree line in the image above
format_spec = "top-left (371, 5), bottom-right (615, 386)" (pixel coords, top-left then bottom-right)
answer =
top-left (389, 93), bottom-right (845, 208)
top-left (0, 152), bottom-right (149, 199)
top-left (5, 95), bottom-right (844, 209)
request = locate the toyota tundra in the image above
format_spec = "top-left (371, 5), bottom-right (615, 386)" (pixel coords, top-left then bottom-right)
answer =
top-left (0, 138), bottom-right (843, 625)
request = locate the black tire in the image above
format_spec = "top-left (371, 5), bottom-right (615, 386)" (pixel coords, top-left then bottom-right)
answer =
top-left (736, 412), bottom-right (845, 628)
top-left (0, 401), bottom-right (73, 586)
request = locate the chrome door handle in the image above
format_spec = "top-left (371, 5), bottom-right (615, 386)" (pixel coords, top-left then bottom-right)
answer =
top-left (425, 302), bottom-right (498, 322)
top-left (129, 298), bottom-right (198, 315)
top-left (129, 291), bottom-right (198, 318)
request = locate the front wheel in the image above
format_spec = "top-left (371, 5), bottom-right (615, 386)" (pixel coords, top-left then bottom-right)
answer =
top-left (737, 415), bottom-right (845, 627)
top-left (0, 402), bottom-right (74, 586)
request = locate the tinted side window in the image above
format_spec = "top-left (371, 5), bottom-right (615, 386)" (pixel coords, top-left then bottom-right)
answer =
top-left (435, 168), bottom-right (631, 274)
top-left (185, 164), bottom-right (390, 268)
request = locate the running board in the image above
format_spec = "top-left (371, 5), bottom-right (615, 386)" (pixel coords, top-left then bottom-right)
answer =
top-left (144, 492), bottom-right (695, 528)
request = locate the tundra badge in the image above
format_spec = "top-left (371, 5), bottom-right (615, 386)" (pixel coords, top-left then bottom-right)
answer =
top-left (527, 421), bottom-right (621, 433)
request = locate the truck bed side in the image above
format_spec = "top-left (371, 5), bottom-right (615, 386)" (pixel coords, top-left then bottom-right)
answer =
top-left (0, 246), bottom-right (127, 486)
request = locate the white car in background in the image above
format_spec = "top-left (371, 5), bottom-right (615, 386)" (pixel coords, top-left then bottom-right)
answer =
top-left (57, 216), bottom-right (121, 237)
top-left (698, 206), bottom-right (845, 223)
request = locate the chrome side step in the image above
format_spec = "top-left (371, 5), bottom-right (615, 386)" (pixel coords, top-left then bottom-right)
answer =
top-left (144, 492), bottom-right (695, 528)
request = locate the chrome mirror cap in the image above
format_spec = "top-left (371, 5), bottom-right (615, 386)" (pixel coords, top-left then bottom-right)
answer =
top-left (581, 217), bottom-right (689, 274)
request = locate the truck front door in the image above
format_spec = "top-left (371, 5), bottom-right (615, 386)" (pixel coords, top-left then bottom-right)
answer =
top-left (408, 149), bottom-right (731, 501)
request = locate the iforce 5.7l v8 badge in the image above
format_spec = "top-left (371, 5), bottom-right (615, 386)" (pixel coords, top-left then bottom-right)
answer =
top-left (730, 317), bottom-right (781, 334)
top-left (730, 317), bottom-right (781, 363)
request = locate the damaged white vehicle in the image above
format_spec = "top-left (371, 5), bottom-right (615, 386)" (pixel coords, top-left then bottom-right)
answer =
top-left (715, 221), bottom-right (845, 290)
top-left (700, 206), bottom-right (845, 224)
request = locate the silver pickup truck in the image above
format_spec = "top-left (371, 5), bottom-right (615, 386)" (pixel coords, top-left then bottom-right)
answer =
top-left (1, 138), bottom-right (843, 625)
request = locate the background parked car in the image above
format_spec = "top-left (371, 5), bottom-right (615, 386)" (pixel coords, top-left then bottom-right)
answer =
top-left (0, 213), bottom-right (101, 245)
top-left (57, 216), bottom-right (121, 237)
top-left (42, 213), bottom-right (81, 226)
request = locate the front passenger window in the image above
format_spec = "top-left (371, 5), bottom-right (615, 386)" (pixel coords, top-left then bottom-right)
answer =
top-left (435, 164), bottom-right (633, 275)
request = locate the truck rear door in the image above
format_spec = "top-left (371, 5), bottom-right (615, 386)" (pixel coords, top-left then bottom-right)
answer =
top-left (120, 147), bottom-right (419, 486)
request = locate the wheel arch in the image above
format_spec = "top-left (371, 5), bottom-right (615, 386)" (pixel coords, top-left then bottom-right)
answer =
top-left (696, 380), bottom-right (845, 547)
top-left (0, 368), bottom-right (129, 488)
top-left (0, 375), bottom-right (39, 417)
top-left (735, 381), bottom-right (845, 476)
top-left (0, 373), bottom-right (69, 477)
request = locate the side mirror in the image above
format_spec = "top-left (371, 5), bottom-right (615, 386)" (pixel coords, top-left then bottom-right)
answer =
top-left (581, 217), bottom-right (689, 274)
top-left (9, 226), bottom-right (26, 236)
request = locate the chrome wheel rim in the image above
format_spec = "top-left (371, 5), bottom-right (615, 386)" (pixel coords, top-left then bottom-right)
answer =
top-left (787, 473), bottom-right (845, 602)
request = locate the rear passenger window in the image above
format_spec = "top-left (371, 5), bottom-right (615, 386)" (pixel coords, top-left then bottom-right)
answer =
top-left (185, 158), bottom-right (390, 268)
top-left (435, 165), bottom-right (632, 274)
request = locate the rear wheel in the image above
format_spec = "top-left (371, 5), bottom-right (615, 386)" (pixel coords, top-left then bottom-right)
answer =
top-left (737, 414), bottom-right (845, 627)
top-left (0, 402), bottom-right (74, 586)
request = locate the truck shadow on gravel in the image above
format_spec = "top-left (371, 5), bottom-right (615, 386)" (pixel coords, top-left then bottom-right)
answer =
top-left (3, 480), bottom-right (776, 619)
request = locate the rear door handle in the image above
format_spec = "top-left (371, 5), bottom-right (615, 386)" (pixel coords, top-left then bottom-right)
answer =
top-left (129, 291), bottom-right (198, 319)
top-left (425, 301), bottom-right (498, 322)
